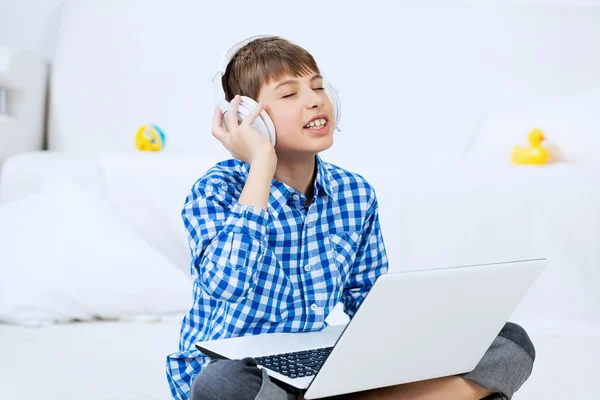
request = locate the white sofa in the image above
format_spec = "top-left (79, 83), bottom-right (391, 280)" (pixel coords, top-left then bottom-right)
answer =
top-left (1, 1), bottom-right (600, 399)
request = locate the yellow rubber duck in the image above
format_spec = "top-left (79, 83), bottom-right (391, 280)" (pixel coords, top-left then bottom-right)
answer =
top-left (511, 128), bottom-right (549, 165)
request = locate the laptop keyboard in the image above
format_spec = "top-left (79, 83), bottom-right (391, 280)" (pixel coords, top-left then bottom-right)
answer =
top-left (254, 346), bottom-right (333, 379)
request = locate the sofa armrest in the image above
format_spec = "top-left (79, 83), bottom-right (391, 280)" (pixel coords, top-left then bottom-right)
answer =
top-left (0, 48), bottom-right (48, 165)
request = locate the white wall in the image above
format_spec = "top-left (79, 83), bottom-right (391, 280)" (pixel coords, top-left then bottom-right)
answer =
top-left (0, 0), bottom-right (64, 60)
top-left (4, 0), bottom-right (600, 160)
top-left (3, 0), bottom-right (600, 61)
top-left (39, 0), bottom-right (600, 159)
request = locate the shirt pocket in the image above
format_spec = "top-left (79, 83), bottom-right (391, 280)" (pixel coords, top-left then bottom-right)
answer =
top-left (327, 230), bottom-right (362, 286)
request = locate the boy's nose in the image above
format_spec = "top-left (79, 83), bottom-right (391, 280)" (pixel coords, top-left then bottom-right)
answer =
top-left (306, 93), bottom-right (324, 109)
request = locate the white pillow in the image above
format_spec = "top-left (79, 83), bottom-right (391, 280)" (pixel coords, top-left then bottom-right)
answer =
top-left (468, 89), bottom-right (600, 166)
top-left (99, 154), bottom-right (225, 275)
top-left (0, 173), bottom-right (193, 327)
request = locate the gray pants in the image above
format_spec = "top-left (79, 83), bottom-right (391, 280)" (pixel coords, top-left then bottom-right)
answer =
top-left (190, 322), bottom-right (535, 400)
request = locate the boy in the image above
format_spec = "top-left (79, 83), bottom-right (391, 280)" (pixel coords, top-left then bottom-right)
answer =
top-left (166, 36), bottom-right (535, 400)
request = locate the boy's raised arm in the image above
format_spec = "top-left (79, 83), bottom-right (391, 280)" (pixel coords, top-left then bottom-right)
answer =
top-left (182, 158), bottom-right (273, 303)
top-left (182, 97), bottom-right (278, 302)
top-left (238, 151), bottom-right (277, 211)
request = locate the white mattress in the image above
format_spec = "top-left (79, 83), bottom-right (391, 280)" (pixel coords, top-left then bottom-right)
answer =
top-left (0, 320), bottom-right (598, 399)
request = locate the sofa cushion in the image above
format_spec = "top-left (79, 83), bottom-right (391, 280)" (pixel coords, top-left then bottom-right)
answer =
top-left (99, 153), bottom-right (226, 274)
top-left (0, 151), bottom-right (102, 205)
top-left (0, 172), bottom-right (192, 326)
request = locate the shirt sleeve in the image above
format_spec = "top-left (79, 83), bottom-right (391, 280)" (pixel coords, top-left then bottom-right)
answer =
top-left (341, 194), bottom-right (389, 318)
top-left (182, 176), bottom-right (270, 303)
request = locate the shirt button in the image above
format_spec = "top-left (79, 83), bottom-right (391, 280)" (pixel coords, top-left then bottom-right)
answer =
top-left (310, 304), bottom-right (319, 312)
top-left (292, 193), bottom-right (299, 201)
top-left (304, 264), bottom-right (312, 272)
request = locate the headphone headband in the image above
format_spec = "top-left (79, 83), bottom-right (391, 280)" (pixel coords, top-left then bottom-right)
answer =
top-left (216, 34), bottom-right (273, 77)
top-left (213, 35), bottom-right (273, 107)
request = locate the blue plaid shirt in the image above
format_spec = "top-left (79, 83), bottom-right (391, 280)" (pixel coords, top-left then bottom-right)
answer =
top-left (166, 155), bottom-right (388, 399)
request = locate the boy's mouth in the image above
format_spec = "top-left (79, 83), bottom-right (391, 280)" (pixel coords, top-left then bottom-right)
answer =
top-left (303, 120), bottom-right (329, 135)
top-left (303, 115), bottom-right (329, 133)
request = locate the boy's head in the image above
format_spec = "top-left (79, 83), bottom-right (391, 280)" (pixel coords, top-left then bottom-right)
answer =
top-left (222, 36), bottom-right (335, 156)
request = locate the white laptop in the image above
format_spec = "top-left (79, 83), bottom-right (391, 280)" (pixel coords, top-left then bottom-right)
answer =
top-left (196, 258), bottom-right (546, 399)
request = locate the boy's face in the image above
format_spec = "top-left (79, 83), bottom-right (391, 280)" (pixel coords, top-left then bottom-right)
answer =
top-left (257, 72), bottom-right (334, 156)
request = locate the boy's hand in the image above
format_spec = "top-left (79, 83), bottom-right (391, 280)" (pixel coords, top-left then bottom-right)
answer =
top-left (212, 95), bottom-right (276, 167)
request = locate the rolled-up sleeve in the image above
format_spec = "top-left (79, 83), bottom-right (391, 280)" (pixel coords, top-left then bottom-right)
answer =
top-left (182, 177), bottom-right (270, 302)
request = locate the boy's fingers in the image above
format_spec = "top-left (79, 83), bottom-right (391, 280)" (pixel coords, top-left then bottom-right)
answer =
top-left (212, 128), bottom-right (229, 147)
top-left (212, 107), bottom-right (223, 133)
top-left (242, 102), bottom-right (264, 127)
top-left (211, 108), bottom-right (230, 144)
top-left (212, 126), bottom-right (228, 143)
top-left (225, 95), bottom-right (241, 131)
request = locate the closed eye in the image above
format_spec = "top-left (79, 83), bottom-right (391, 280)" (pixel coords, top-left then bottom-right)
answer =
top-left (283, 88), bottom-right (324, 99)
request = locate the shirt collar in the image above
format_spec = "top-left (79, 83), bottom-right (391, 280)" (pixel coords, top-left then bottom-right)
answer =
top-left (239, 154), bottom-right (337, 215)
top-left (314, 154), bottom-right (336, 200)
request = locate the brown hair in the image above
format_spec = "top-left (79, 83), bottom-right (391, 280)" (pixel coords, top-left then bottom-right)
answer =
top-left (222, 36), bottom-right (320, 102)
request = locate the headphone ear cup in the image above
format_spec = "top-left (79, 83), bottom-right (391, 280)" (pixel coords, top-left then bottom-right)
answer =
top-left (324, 82), bottom-right (341, 131)
top-left (217, 96), bottom-right (276, 146)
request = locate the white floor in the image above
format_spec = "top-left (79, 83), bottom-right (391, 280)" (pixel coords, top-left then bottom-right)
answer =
top-left (515, 332), bottom-right (600, 398)
top-left (0, 320), bottom-right (598, 399)
top-left (0, 320), bottom-right (180, 400)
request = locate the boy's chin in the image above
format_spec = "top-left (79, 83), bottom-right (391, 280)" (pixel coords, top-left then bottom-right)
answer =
top-left (305, 132), bottom-right (334, 148)
top-left (275, 137), bottom-right (333, 155)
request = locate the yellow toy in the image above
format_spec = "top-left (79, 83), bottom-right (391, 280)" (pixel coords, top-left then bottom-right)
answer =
top-left (135, 124), bottom-right (165, 151)
top-left (511, 128), bottom-right (549, 165)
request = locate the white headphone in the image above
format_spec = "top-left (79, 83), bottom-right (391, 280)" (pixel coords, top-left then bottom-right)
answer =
top-left (212, 34), bottom-right (342, 146)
